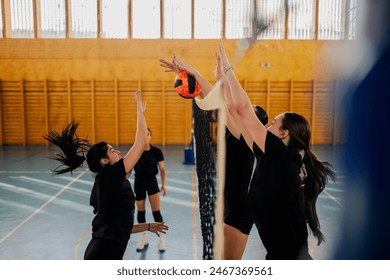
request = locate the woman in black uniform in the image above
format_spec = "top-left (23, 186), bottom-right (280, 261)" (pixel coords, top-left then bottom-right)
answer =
top-left (44, 90), bottom-right (168, 260)
top-left (160, 55), bottom-right (268, 259)
top-left (222, 105), bottom-right (268, 259)
top-left (219, 40), bottom-right (335, 259)
top-left (133, 128), bottom-right (167, 252)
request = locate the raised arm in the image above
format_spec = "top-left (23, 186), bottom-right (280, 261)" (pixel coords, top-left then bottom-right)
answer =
top-left (208, 50), bottom-right (240, 139)
top-left (219, 40), bottom-right (268, 152)
top-left (160, 55), bottom-right (213, 99)
top-left (122, 90), bottom-right (148, 173)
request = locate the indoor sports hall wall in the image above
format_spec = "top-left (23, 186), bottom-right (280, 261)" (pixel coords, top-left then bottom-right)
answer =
top-left (0, 39), bottom-right (344, 146)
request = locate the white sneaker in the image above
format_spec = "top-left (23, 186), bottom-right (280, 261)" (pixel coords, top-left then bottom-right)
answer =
top-left (136, 232), bottom-right (149, 252)
top-left (158, 234), bottom-right (167, 253)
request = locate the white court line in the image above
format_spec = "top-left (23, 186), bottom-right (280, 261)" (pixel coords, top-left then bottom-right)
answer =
top-left (0, 198), bottom-right (47, 213)
top-left (167, 185), bottom-right (197, 195)
top-left (160, 196), bottom-right (193, 207)
top-left (0, 170), bottom-right (85, 174)
top-left (0, 171), bottom-right (86, 245)
top-left (58, 176), bottom-right (93, 185)
top-left (16, 175), bottom-right (91, 196)
top-left (166, 177), bottom-right (196, 187)
top-left (323, 189), bottom-right (343, 208)
top-left (324, 186), bottom-right (345, 193)
top-left (0, 181), bottom-right (90, 212)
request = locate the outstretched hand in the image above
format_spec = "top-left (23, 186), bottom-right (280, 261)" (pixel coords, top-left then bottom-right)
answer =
top-left (159, 58), bottom-right (181, 74)
top-left (134, 89), bottom-right (146, 113)
top-left (172, 54), bottom-right (199, 77)
top-left (159, 54), bottom-right (199, 78)
top-left (149, 222), bottom-right (169, 237)
top-left (214, 51), bottom-right (224, 80)
top-left (219, 40), bottom-right (232, 72)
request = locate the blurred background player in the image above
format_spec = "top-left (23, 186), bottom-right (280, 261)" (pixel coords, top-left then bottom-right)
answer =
top-left (133, 128), bottom-right (167, 253)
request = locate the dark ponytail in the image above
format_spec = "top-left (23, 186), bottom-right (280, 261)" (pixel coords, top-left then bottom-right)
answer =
top-left (282, 112), bottom-right (336, 245)
top-left (302, 150), bottom-right (335, 245)
top-left (44, 121), bottom-right (90, 175)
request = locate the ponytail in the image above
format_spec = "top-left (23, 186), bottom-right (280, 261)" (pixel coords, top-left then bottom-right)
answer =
top-left (44, 121), bottom-right (90, 175)
top-left (282, 112), bottom-right (336, 245)
top-left (302, 149), bottom-right (336, 245)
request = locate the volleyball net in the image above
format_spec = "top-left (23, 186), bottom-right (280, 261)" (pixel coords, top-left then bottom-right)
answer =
top-left (191, 0), bottom-right (290, 260)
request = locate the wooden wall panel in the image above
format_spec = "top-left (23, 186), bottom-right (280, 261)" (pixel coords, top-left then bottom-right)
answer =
top-left (24, 81), bottom-right (46, 144)
top-left (46, 81), bottom-right (69, 142)
top-left (246, 81), bottom-right (268, 113)
top-left (1, 81), bottom-right (24, 144)
top-left (0, 81), bottom-right (3, 145)
top-left (269, 81), bottom-right (291, 120)
top-left (117, 81), bottom-right (138, 145)
top-left (142, 90), bottom-right (164, 145)
top-left (314, 81), bottom-right (336, 144)
top-left (291, 81), bottom-right (313, 127)
top-left (71, 91), bottom-right (93, 142)
top-left (0, 79), bottom-right (340, 146)
top-left (95, 92), bottom-right (117, 144)
top-left (164, 91), bottom-right (191, 145)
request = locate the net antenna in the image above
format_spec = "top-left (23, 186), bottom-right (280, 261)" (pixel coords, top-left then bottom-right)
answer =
top-left (210, 0), bottom-right (292, 260)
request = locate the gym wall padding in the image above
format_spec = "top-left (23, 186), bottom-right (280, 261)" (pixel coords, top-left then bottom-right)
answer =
top-left (0, 78), bottom-right (338, 145)
top-left (0, 39), bottom-right (346, 146)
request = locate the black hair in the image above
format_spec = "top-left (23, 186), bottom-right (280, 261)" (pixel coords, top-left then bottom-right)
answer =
top-left (253, 105), bottom-right (268, 125)
top-left (282, 112), bottom-right (336, 245)
top-left (44, 121), bottom-right (108, 174)
top-left (86, 141), bottom-right (108, 173)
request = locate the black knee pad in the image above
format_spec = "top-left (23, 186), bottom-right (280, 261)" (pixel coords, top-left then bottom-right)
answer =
top-left (137, 211), bottom-right (146, 223)
top-left (152, 210), bottom-right (163, 222)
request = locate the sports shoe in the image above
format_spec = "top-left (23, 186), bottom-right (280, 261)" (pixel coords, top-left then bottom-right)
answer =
top-left (158, 234), bottom-right (167, 253)
top-left (136, 232), bottom-right (149, 252)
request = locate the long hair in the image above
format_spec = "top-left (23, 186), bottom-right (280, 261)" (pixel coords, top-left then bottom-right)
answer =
top-left (282, 112), bottom-right (336, 245)
top-left (44, 121), bottom-right (108, 174)
top-left (253, 105), bottom-right (268, 125)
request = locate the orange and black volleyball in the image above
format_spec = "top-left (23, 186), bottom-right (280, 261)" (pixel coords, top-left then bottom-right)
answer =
top-left (174, 70), bottom-right (201, 99)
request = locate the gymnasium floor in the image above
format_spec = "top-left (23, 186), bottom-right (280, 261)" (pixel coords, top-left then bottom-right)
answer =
top-left (0, 144), bottom-right (345, 260)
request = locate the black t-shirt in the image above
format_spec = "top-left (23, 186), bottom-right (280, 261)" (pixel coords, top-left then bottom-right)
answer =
top-left (251, 131), bottom-right (308, 257)
top-left (134, 145), bottom-right (164, 181)
top-left (90, 158), bottom-right (135, 243)
top-left (224, 128), bottom-right (254, 203)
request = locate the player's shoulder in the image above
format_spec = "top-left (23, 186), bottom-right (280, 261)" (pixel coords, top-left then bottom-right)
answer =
top-left (150, 144), bottom-right (162, 153)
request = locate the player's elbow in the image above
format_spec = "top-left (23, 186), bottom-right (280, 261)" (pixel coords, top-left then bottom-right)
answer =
top-left (232, 99), bottom-right (250, 116)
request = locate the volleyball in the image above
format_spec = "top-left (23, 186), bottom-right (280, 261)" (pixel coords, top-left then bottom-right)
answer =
top-left (174, 71), bottom-right (201, 99)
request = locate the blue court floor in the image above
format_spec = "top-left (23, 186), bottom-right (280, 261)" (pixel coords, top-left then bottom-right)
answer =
top-left (0, 145), bottom-right (345, 260)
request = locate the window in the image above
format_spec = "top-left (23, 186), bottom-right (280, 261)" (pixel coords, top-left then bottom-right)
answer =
top-left (102, 0), bottom-right (128, 39)
top-left (132, 0), bottom-right (160, 39)
top-left (0, 0), bottom-right (359, 40)
top-left (10, 0), bottom-right (34, 38)
top-left (71, 0), bottom-right (97, 38)
top-left (225, 0), bottom-right (253, 39)
top-left (318, 0), bottom-right (346, 40)
top-left (163, 0), bottom-right (191, 39)
top-left (288, 0), bottom-right (316, 39)
top-left (0, 1), bottom-right (3, 37)
top-left (194, 0), bottom-right (222, 39)
top-left (256, 0), bottom-right (285, 40)
top-left (346, 0), bottom-right (358, 40)
top-left (40, 0), bottom-right (66, 38)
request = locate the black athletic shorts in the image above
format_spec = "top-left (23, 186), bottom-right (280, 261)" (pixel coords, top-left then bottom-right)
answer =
top-left (224, 194), bottom-right (255, 235)
top-left (84, 237), bottom-right (128, 260)
top-left (134, 177), bottom-right (160, 201)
